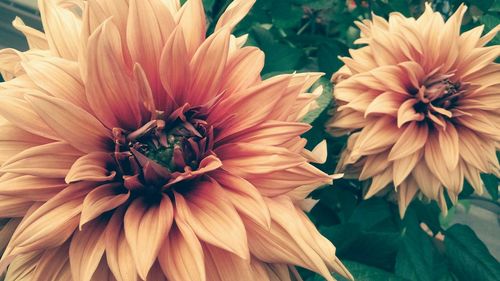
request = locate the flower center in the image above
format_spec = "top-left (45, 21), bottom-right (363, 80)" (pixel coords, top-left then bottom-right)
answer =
top-left (411, 74), bottom-right (463, 117)
top-left (112, 105), bottom-right (214, 193)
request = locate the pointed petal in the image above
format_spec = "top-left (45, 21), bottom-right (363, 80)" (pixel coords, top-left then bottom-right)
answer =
top-left (174, 180), bottom-right (249, 259)
top-left (158, 222), bottom-right (205, 281)
top-left (0, 196), bottom-right (34, 218)
top-left (25, 94), bottom-right (112, 153)
top-left (210, 170), bottom-right (271, 229)
top-left (12, 17), bottom-right (48, 49)
top-left (204, 244), bottom-right (254, 281)
top-left (86, 19), bottom-right (143, 130)
top-left (438, 123), bottom-right (459, 170)
top-left (221, 46), bottom-right (264, 94)
top-left (21, 58), bottom-right (91, 111)
top-left (1, 142), bottom-right (82, 178)
top-left (3, 182), bottom-right (92, 258)
top-left (216, 143), bottom-right (305, 177)
top-left (393, 151), bottom-right (422, 186)
top-left (388, 122), bottom-right (428, 160)
top-left (0, 94), bottom-right (60, 140)
top-left (39, 0), bottom-right (81, 59)
top-left (397, 177), bottom-right (419, 217)
top-left (215, 0), bottom-right (255, 31)
top-left (187, 28), bottom-right (230, 105)
top-left (66, 152), bottom-right (116, 183)
top-left (105, 208), bottom-right (138, 281)
top-left (177, 0), bottom-right (206, 57)
top-left (32, 242), bottom-right (72, 281)
top-left (80, 183), bottom-right (129, 229)
top-left (0, 174), bottom-right (65, 201)
top-left (70, 219), bottom-right (107, 281)
top-left (124, 195), bottom-right (173, 280)
top-left (127, 0), bottom-right (175, 108)
top-left (159, 27), bottom-right (189, 105)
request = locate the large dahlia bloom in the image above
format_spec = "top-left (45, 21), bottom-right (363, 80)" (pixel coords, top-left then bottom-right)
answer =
top-left (328, 4), bottom-right (500, 216)
top-left (0, 0), bottom-right (352, 280)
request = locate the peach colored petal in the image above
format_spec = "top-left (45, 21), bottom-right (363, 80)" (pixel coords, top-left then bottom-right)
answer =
top-left (204, 244), bottom-right (254, 281)
top-left (158, 221), bottom-right (205, 281)
top-left (221, 46), bottom-right (264, 94)
top-left (210, 169), bottom-right (271, 229)
top-left (66, 152), bottom-right (116, 183)
top-left (248, 163), bottom-right (332, 197)
top-left (39, 0), bottom-right (81, 60)
top-left (216, 143), bottom-right (305, 176)
top-left (438, 123), bottom-right (459, 170)
top-left (124, 195), bottom-right (173, 279)
top-left (90, 257), bottom-right (118, 281)
top-left (105, 208), bottom-right (138, 281)
top-left (0, 196), bottom-right (34, 218)
top-left (80, 183), bottom-right (129, 229)
top-left (351, 117), bottom-right (400, 158)
top-left (393, 150), bottom-right (422, 186)
top-left (26, 94), bottom-right (113, 153)
top-left (244, 198), bottom-right (334, 281)
top-left (365, 92), bottom-right (406, 117)
top-left (127, 0), bottom-right (175, 109)
top-left (215, 0), bottom-right (255, 31)
top-left (396, 176), bottom-right (419, 218)
top-left (2, 182), bottom-right (92, 260)
top-left (70, 218), bottom-right (107, 281)
top-left (32, 242), bottom-right (72, 281)
top-left (3, 251), bottom-right (41, 280)
top-left (388, 122), bottom-right (428, 160)
top-left (176, 0), bottom-right (206, 58)
top-left (0, 93), bottom-right (60, 140)
top-left (21, 58), bottom-right (91, 112)
top-left (1, 142), bottom-right (81, 178)
top-left (174, 181), bottom-right (249, 259)
top-left (159, 26), bottom-right (189, 106)
top-left (224, 120), bottom-right (310, 147)
top-left (85, 19), bottom-right (145, 130)
top-left (364, 166), bottom-right (392, 199)
top-left (12, 17), bottom-right (49, 50)
top-left (0, 174), bottom-right (65, 201)
top-left (187, 28), bottom-right (230, 106)
top-left (211, 75), bottom-right (292, 140)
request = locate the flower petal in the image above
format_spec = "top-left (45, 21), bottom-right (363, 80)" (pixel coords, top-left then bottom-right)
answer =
top-left (210, 169), bottom-right (271, 229)
top-left (124, 195), bottom-right (173, 279)
top-left (39, 0), bottom-right (81, 60)
top-left (105, 207), bottom-right (138, 281)
top-left (66, 152), bottom-right (116, 183)
top-left (1, 142), bottom-right (82, 178)
top-left (25, 94), bottom-right (112, 153)
top-left (80, 183), bottom-right (129, 229)
top-left (86, 19), bottom-right (144, 130)
top-left (174, 180), bottom-right (249, 259)
top-left (204, 244), bottom-right (254, 281)
top-left (70, 219), bottom-right (107, 281)
top-left (158, 222), bottom-right (205, 281)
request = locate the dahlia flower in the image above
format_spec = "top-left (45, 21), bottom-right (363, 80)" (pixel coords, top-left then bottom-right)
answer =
top-left (0, 0), bottom-right (352, 280)
top-left (328, 4), bottom-right (500, 217)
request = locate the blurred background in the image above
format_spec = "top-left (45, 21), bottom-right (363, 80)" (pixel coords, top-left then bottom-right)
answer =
top-left (0, 0), bottom-right (499, 280)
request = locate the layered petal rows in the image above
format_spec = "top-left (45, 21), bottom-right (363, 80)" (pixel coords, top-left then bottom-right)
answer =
top-left (0, 0), bottom-right (351, 280)
top-left (328, 4), bottom-right (500, 216)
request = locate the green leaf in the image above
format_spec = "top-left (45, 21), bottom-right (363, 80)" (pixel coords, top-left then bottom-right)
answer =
top-left (336, 261), bottom-right (409, 281)
top-left (481, 173), bottom-right (499, 200)
top-left (395, 208), bottom-right (436, 281)
top-left (271, 0), bottom-right (303, 29)
top-left (348, 198), bottom-right (393, 230)
top-left (301, 78), bottom-right (333, 124)
top-left (317, 42), bottom-right (345, 77)
top-left (444, 224), bottom-right (500, 281)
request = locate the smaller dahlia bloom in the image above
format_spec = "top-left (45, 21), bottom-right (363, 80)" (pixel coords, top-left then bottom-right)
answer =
top-left (0, 0), bottom-right (352, 280)
top-left (328, 4), bottom-right (500, 216)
